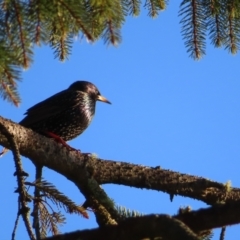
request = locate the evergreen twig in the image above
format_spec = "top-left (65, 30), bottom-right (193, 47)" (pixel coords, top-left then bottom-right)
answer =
top-left (179, 0), bottom-right (206, 59)
top-left (25, 180), bottom-right (89, 219)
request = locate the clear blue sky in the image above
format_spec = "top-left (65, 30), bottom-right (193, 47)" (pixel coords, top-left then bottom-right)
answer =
top-left (1, 3), bottom-right (240, 240)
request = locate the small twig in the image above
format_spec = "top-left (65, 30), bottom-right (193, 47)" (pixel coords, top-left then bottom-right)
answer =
top-left (220, 226), bottom-right (226, 240)
top-left (37, 197), bottom-right (56, 213)
top-left (0, 122), bottom-right (36, 240)
top-left (32, 164), bottom-right (43, 239)
top-left (25, 180), bottom-right (89, 218)
top-left (11, 209), bottom-right (20, 240)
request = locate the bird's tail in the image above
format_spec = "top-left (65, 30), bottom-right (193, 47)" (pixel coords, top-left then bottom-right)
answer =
top-left (0, 147), bottom-right (9, 157)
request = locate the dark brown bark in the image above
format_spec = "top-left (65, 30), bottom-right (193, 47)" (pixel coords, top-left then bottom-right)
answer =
top-left (1, 115), bottom-right (240, 240)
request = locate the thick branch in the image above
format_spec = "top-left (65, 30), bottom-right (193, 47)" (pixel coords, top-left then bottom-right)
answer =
top-left (2, 116), bottom-right (240, 235)
top-left (44, 214), bottom-right (200, 240)
top-left (0, 116), bottom-right (120, 226)
top-left (0, 115), bottom-right (240, 208)
top-left (44, 200), bottom-right (240, 240)
top-left (175, 200), bottom-right (240, 232)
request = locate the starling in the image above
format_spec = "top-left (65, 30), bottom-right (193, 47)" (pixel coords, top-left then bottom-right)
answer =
top-left (21, 80), bottom-right (111, 140)
top-left (0, 81), bottom-right (110, 155)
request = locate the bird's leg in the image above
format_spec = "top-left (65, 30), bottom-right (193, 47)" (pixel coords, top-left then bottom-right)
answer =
top-left (45, 132), bottom-right (81, 153)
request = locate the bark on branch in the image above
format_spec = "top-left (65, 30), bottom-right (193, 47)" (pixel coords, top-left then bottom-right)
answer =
top-left (0, 116), bottom-right (239, 206)
top-left (1, 115), bottom-right (240, 238)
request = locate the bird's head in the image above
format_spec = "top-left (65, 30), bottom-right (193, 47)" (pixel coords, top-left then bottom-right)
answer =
top-left (69, 81), bottom-right (111, 104)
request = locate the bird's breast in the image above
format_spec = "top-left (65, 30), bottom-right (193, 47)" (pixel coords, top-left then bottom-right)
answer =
top-left (78, 101), bottom-right (95, 125)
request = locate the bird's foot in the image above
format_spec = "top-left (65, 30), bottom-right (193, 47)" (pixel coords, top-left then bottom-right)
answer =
top-left (0, 148), bottom-right (8, 157)
top-left (46, 132), bottom-right (81, 154)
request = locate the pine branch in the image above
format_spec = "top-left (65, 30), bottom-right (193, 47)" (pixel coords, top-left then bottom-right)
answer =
top-left (223, 0), bottom-right (240, 54)
top-left (38, 202), bottom-right (65, 237)
top-left (145, 0), bottom-right (158, 18)
top-left (0, 0), bottom-right (239, 105)
top-left (204, 0), bottom-right (226, 48)
top-left (83, 1), bottom-right (105, 40)
top-left (25, 180), bottom-right (89, 219)
top-left (103, 19), bottom-right (121, 46)
top-left (33, 1), bottom-right (42, 45)
top-left (28, 0), bottom-right (49, 45)
top-left (47, 211), bottom-right (65, 236)
top-left (0, 41), bottom-right (21, 106)
top-left (37, 201), bottom-right (49, 238)
top-left (0, 80), bottom-right (20, 107)
top-left (123, 0), bottom-right (141, 16)
top-left (87, 0), bottom-right (124, 45)
top-left (50, 29), bottom-right (72, 61)
top-left (11, 0), bottom-right (33, 69)
top-left (58, 0), bottom-right (94, 41)
top-left (48, 2), bottom-right (72, 61)
top-left (145, 0), bottom-right (167, 18)
top-left (179, 0), bottom-right (206, 59)
top-left (159, 0), bottom-right (168, 10)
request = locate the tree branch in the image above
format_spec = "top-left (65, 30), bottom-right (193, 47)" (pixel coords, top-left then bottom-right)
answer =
top-left (0, 115), bottom-right (239, 206)
top-left (45, 200), bottom-right (240, 240)
top-left (0, 116), bottom-right (121, 227)
top-left (44, 214), bottom-right (201, 240)
top-left (1, 115), bottom-right (240, 236)
top-left (0, 120), bottom-right (35, 240)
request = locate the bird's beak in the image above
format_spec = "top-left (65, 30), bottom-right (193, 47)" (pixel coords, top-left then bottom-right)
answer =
top-left (97, 95), bottom-right (111, 104)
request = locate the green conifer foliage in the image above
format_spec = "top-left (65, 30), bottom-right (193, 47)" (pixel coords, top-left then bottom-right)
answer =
top-left (0, 0), bottom-right (240, 105)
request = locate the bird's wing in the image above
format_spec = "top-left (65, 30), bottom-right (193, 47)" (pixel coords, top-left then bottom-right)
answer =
top-left (20, 90), bottom-right (82, 127)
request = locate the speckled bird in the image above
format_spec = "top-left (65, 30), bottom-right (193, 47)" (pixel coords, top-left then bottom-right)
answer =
top-left (19, 81), bottom-right (111, 142)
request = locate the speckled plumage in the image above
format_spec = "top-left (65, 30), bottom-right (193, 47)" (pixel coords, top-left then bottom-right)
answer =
top-left (19, 81), bottom-right (110, 141)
